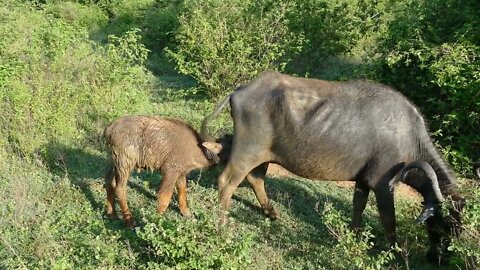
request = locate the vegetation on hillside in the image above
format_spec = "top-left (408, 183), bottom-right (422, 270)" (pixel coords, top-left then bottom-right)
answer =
top-left (1, 0), bottom-right (479, 269)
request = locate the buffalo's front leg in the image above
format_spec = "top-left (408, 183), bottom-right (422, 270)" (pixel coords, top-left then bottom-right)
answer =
top-left (350, 180), bottom-right (370, 230)
top-left (246, 163), bottom-right (278, 220)
top-left (374, 185), bottom-right (397, 245)
top-left (372, 163), bottom-right (405, 245)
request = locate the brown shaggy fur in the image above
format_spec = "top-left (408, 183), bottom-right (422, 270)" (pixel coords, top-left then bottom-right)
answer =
top-left (104, 115), bottom-right (222, 228)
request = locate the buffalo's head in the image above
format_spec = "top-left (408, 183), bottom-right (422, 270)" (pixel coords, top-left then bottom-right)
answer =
top-left (424, 193), bottom-right (465, 265)
top-left (400, 161), bottom-right (465, 264)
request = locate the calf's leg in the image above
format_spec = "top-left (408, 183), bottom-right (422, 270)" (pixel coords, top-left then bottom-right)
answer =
top-left (157, 169), bottom-right (179, 215)
top-left (176, 175), bottom-right (191, 217)
top-left (105, 166), bottom-right (119, 220)
top-left (115, 169), bottom-right (134, 228)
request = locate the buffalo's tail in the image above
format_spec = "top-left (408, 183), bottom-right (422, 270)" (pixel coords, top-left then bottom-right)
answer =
top-left (201, 93), bottom-right (233, 141)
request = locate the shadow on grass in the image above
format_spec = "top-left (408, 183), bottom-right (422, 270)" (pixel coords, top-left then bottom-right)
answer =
top-left (191, 165), bottom-right (355, 227)
top-left (190, 164), bottom-right (419, 268)
top-left (41, 141), bottom-right (168, 214)
top-left (189, 165), bottom-right (367, 266)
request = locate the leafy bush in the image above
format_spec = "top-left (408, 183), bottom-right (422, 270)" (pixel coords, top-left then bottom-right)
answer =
top-left (448, 182), bottom-right (480, 269)
top-left (168, 0), bottom-right (302, 98)
top-left (374, 0), bottom-right (480, 176)
top-left (44, 1), bottom-right (109, 33)
top-left (137, 210), bottom-right (256, 269)
top-left (321, 202), bottom-right (400, 270)
top-left (99, 0), bottom-right (184, 75)
top-left (0, 1), bottom-right (154, 157)
top-left (287, 0), bottom-right (367, 74)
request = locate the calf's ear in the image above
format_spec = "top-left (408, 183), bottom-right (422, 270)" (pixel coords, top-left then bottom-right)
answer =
top-left (202, 142), bottom-right (223, 155)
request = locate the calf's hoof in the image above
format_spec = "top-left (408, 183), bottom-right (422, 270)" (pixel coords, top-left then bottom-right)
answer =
top-left (157, 204), bottom-right (168, 215)
top-left (106, 212), bottom-right (120, 220)
top-left (124, 217), bottom-right (136, 229)
top-left (217, 213), bottom-right (228, 232)
top-left (180, 209), bottom-right (192, 218)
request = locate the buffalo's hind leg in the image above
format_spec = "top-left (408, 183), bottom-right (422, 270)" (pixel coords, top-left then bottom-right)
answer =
top-left (246, 163), bottom-right (279, 220)
top-left (218, 163), bottom-right (252, 227)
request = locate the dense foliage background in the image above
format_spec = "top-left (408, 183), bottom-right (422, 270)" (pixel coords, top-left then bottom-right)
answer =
top-left (0, 0), bottom-right (478, 269)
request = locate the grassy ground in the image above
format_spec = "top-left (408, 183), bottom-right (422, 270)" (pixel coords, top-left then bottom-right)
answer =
top-left (1, 75), bottom-right (477, 269)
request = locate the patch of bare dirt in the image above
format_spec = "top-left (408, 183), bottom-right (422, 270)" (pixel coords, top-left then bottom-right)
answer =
top-left (267, 164), bottom-right (421, 200)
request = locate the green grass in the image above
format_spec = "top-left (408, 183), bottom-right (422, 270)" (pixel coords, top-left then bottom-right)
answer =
top-left (0, 77), bottom-right (480, 269)
top-left (1, 76), bottom-right (477, 269)
top-left (1, 1), bottom-right (478, 268)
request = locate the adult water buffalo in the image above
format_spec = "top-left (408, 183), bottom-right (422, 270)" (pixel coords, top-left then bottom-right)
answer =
top-left (201, 71), bottom-right (464, 263)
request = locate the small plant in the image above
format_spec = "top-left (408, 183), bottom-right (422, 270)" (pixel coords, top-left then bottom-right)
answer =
top-left (137, 209), bottom-right (256, 269)
top-left (448, 182), bottom-right (480, 269)
top-left (321, 202), bottom-right (400, 270)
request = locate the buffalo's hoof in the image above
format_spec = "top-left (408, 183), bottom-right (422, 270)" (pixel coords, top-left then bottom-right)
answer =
top-left (263, 207), bottom-right (279, 220)
top-left (426, 247), bottom-right (450, 265)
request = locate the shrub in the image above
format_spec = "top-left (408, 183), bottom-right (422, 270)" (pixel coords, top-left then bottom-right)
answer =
top-left (167, 0), bottom-right (303, 98)
top-left (448, 182), bottom-right (480, 269)
top-left (99, 0), bottom-right (184, 75)
top-left (137, 209), bottom-right (256, 269)
top-left (374, 0), bottom-right (480, 176)
top-left (44, 1), bottom-right (109, 33)
top-left (0, 1), bottom-right (154, 157)
top-left (0, 151), bottom-right (139, 269)
top-left (321, 202), bottom-right (400, 270)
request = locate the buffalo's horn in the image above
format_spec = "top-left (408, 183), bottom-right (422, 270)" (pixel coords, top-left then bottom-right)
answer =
top-left (401, 160), bottom-right (444, 223)
top-left (416, 205), bottom-right (437, 223)
top-left (473, 161), bottom-right (480, 179)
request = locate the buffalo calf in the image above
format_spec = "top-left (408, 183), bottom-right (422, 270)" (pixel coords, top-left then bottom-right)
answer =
top-left (104, 115), bottom-right (223, 228)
